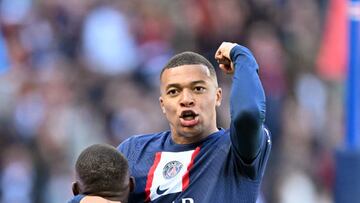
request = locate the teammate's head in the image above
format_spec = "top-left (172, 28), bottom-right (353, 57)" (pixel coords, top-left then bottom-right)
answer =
top-left (72, 144), bottom-right (134, 203)
top-left (159, 52), bottom-right (222, 144)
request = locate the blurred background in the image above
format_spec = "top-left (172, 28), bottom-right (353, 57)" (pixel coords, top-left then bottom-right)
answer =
top-left (0, 0), bottom-right (351, 202)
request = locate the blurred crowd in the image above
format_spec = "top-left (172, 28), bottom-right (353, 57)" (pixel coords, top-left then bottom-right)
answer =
top-left (0, 0), bottom-right (344, 202)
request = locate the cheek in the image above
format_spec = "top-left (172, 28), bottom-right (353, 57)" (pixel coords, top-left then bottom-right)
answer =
top-left (200, 96), bottom-right (217, 113)
top-left (203, 95), bottom-right (216, 105)
top-left (163, 104), bottom-right (179, 125)
top-left (163, 102), bottom-right (177, 116)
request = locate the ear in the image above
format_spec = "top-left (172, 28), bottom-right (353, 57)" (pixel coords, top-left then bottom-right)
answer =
top-left (159, 97), bottom-right (166, 114)
top-left (72, 181), bottom-right (80, 196)
top-left (129, 176), bottom-right (136, 193)
top-left (215, 88), bottom-right (222, 107)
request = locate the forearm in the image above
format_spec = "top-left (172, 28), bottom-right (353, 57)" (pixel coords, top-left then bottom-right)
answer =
top-left (229, 45), bottom-right (266, 162)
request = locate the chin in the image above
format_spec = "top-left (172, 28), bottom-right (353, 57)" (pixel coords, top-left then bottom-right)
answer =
top-left (179, 126), bottom-right (203, 137)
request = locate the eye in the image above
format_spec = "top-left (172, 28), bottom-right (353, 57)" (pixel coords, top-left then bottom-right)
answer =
top-left (194, 86), bottom-right (206, 93)
top-left (167, 89), bottom-right (179, 96)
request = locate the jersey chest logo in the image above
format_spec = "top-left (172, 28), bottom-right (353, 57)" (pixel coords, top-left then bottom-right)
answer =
top-left (145, 147), bottom-right (200, 202)
top-left (163, 161), bottom-right (183, 179)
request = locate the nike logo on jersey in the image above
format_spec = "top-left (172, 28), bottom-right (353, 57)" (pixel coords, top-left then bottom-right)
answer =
top-left (156, 186), bottom-right (168, 195)
top-left (145, 148), bottom-right (201, 202)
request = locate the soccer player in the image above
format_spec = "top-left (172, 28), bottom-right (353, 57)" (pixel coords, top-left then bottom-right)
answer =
top-left (118, 42), bottom-right (271, 203)
top-left (68, 144), bottom-right (135, 203)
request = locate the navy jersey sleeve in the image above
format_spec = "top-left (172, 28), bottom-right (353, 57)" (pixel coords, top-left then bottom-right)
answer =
top-left (229, 45), bottom-right (268, 166)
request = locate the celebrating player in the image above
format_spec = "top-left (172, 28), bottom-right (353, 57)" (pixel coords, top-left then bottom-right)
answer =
top-left (118, 42), bottom-right (271, 203)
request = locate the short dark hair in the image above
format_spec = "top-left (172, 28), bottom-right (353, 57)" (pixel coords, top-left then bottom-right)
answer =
top-left (160, 51), bottom-right (217, 81)
top-left (75, 144), bottom-right (128, 195)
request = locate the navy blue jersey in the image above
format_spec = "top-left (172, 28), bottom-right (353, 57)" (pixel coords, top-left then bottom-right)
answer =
top-left (118, 45), bottom-right (271, 203)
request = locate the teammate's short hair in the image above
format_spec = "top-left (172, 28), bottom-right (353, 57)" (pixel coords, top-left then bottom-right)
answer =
top-left (160, 51), bottom-right (217, 82)
top-left (75, 144), bottom-right (129, 195)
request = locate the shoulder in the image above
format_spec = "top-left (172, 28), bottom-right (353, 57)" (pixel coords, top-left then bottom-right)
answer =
top-left (118, 131), bottom-right (167, 147)
top-left (198, 129), bottom-right (231, 152)
top-left (117, 131), bottom-right (169, 154)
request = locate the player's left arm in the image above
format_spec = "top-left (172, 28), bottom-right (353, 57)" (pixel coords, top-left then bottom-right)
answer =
top-left (215, 42), bottom-right (268, 165)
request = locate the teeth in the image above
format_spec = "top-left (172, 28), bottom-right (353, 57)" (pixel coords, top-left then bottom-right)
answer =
top-left (181, 111), bottom-right (196, 117)
top-left (183, 116), bottom-right (195, 120)
top-left (182, 114), bottom-right (195, 118)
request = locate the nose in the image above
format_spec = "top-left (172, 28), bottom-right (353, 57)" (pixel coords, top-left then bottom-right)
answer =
top-left (180, 89), bottom-right (195, 107)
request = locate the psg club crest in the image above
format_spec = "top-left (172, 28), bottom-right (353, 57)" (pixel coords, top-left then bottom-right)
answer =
top-left (163, 161), bottom-right (183, 179)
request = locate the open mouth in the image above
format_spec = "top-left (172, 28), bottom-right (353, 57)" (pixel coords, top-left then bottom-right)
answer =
top-left (179, 110), bottom-right (199, 127)
top-left (180, 110), bottom-right (199, 120)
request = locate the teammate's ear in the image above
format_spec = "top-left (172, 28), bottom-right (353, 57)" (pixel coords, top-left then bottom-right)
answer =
top-left (159, 97), bottom-right (166, 114)
top-left (129, 176), bottom-right (136, 193)
top-left (216, 88), bottom-right (222, 107)
top-left (72, 182), bottom-right (80, 196)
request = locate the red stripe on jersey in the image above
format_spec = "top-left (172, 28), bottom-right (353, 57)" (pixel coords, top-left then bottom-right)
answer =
top-left (145, 152), bottom-right (162, 202)
top-left (182, 147), bottom-right (201, 191)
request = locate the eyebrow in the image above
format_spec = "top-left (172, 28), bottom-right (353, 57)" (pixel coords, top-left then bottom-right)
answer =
top-left (165, 80), bottom-right (206, 90)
